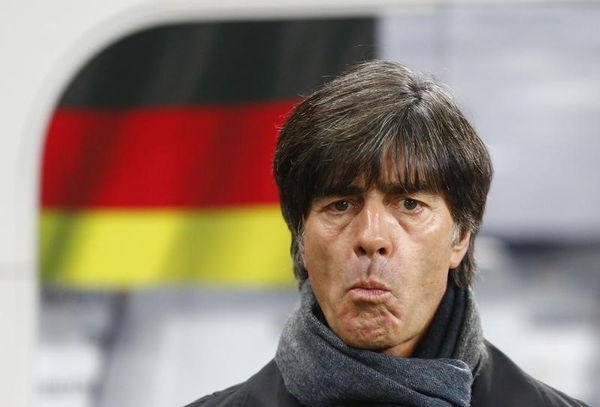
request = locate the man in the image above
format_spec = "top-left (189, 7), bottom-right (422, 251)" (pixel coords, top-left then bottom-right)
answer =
top-left (187, 61), bottom-right (587, 407)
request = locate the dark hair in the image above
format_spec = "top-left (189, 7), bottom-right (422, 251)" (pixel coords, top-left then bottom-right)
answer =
top-left (274, 60), bottom-right (492, 288)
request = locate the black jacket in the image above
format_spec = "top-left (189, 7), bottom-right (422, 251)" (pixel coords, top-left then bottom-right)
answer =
top-left (186, 341), bottom-right (588, 407)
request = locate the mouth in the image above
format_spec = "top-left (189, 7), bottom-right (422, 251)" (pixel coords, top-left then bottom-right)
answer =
top-left (348, 280), bottom-right (392, 300)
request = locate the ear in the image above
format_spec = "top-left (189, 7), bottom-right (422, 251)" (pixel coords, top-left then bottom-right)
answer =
top-left (299, 241), bottom-right (309, 272)
top-left (449, 230), bottom-right (471, 269)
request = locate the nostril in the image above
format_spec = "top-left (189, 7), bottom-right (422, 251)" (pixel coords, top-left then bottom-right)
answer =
top-left (377, 247), bottom-right (387, 255)
top-left (357, 247), bottom-right (367, 256)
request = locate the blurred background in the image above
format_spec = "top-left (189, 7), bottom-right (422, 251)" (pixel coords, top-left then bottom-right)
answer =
top-left (1, 1), bottom-right (599, 406)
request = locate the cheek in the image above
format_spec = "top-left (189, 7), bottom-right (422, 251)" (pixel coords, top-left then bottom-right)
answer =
top-left (302, 228), bottom-right (352, 306)
top-left (302, 235), bottom-right (327, 271)
top-left (394, 234), bottom-right (453, 296)
top-left (413, 223), bottom-right (455, 267)
top-left (302, 221), bottom-right (344, 270)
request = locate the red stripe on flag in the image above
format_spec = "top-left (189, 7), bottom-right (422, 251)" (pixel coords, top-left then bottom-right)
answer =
top-left (42, 100), bottom-right (298, 208)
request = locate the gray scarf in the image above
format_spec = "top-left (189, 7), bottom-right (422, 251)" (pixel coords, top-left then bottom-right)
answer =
top-left (275, 281), bottom-right (487, 407)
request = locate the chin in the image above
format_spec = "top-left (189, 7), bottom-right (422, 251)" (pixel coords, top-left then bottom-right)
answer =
top-left (337, 315), bottom-right (402, 351)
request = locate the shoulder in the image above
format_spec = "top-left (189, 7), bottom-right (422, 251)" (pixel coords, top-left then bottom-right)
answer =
top-left (184, 360), bottom-right (303, 407)
top-left (472, 341), bottom-right (589, 407)
top-left (184, 383), bottom-right (245, 407)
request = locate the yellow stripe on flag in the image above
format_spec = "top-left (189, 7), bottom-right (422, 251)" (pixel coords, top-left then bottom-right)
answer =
top-left (40, 206), bottom-right (294, 288)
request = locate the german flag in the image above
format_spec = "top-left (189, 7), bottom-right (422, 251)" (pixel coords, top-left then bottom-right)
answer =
top-left (41, 19), bottom-right (375, 288)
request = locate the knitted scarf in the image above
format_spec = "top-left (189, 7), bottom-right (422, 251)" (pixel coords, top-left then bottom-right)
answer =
top-left (275, 281), bottom-right (487, 407)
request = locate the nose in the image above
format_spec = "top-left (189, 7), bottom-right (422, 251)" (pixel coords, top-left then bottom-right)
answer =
top-left (353, 202), bottom-right (393, 258)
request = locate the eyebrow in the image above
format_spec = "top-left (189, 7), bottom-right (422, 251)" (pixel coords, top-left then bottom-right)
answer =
top-left (315, 182), bottom-right (431, 198)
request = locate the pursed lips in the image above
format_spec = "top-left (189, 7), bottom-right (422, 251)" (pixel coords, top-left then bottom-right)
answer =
top-left (348, 280), bottom-right (392, 300)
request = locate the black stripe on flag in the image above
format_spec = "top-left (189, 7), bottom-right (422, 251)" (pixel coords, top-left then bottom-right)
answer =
top-left (59, 18), bottom-right (375, 107)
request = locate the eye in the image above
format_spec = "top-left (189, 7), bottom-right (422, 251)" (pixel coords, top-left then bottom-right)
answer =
top-left (401, 198), bottom-right (420, 211)
top-left (332, 200), bottom-right (350, 212)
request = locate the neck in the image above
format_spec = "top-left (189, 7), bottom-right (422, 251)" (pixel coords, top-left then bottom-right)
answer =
top-left (379, 324), bottom-right (429, 358)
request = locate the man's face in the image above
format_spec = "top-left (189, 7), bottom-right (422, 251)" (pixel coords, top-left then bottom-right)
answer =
top-left (301, 167), bottom-right (470, 357)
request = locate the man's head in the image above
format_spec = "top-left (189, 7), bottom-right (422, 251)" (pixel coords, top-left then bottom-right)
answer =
top-left (273, 60), bottom-right (492, 355)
